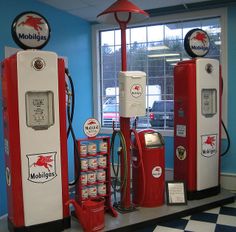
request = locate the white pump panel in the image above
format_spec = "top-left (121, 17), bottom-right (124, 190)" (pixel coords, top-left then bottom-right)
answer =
top-left (119, 71), bottom-right (146, 117)
top-left (17, 51), bottom-right (63, 226)
top-left (196, 58), bottom-right (220, 191)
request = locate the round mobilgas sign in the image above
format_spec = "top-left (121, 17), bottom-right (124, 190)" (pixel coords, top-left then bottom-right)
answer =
top-left (152, 166), bottom-right (162, 178)
top-left (84, 118), bottom-right (100, 138)
top-left (130, 84), bottom-right (143, 98)
top-left (184, 28), bottom-right (210, 58)
top-left (11, 11), bottom-right (51, 49)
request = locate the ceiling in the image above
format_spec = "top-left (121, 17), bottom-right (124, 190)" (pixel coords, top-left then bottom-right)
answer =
top-left (36, 0), bottom-right (209, 22)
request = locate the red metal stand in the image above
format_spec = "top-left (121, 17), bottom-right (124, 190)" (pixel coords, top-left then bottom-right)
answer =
top-left (97, 0), bottom-right (149, 209)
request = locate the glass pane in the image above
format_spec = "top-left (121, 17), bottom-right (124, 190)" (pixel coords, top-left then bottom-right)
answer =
top-left (165, 23), bottom-right (182, 40)
top-left (115, 29), bottom-right (121, 45)
top-left (101, 31), bottom-right (114, 46)
top-left (148, 25), bottom-right (164, 42)
top-left (166, 78), bottom-right (174, 95)
top-left (130, 27), bottom-right (146, 43)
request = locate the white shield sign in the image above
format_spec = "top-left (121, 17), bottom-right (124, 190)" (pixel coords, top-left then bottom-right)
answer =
top-left (27, 152), bottom-right (57, 183)
top-left (201, 134), bottom-right (217, 157)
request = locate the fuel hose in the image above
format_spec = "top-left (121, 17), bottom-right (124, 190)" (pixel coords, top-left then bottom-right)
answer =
top-left (65, 69), bottom-right (81, 186)
top-left (220, 76), bottom-right (231, 156)
top-left (110, 130), bottom-right (128, 208)
top-left (130, 129), bottom-right (146, 206)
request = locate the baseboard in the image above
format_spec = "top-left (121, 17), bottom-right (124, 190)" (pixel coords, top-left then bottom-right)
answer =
top-left (166, 168), bottom-right (236, 193)
top-left (0, 214), bottom-right (7, 220)
top-left (220, 172), bottom-right (236, 193)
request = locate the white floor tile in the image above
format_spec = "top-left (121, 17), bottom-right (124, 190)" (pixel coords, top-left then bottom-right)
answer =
top-left (225, 201), bottom-right (236, 208)
top-left (204, 207), bottom-right (221, 214)
top-left (185, 220), bottom-right (216, 232)
top-left (153, 225), bottom-right (184, 232)
top-left (182, 215), bottom-right (191, 220)
top-left (217, 214), bottom-right (236, 227)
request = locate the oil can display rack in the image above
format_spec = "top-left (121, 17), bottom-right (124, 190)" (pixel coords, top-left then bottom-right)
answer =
top-left (74, 136), bottom-right (117, 217)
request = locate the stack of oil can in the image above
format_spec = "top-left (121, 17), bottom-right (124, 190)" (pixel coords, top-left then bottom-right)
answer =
top-left (79, 141), bottom-right (108, 201)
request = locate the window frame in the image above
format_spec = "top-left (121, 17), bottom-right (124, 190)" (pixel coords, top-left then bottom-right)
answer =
top-left (92, 7), bottom-right (227, 136)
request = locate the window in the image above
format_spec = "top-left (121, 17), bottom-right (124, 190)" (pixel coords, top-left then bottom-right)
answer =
top-left (93, 8), bottom-right (227, 135)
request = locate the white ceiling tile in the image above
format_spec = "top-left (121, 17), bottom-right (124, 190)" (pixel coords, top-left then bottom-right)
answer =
top-left (37, 0), bottom-right (211, 22)
top-left (38, 0), bottom-right (89, 11)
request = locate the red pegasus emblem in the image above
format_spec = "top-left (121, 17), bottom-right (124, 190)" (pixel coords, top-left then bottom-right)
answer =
top-left (134, 85), bottom-right (140, 91)
top-left (191, 32), bottom-right (208, 46)
top-left (204, 136), bottom-right (215, 147)
top-left (32, 155), bottom-right (53, 172)
top-left (88, 121), bottom-right (96, 125)
top-left (18, 16), bottom-right (44, 33)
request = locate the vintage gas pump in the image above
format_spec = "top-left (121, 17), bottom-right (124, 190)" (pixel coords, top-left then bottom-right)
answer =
top-left (174, 29), bottom-right (221, 199)
top-left (132, 129), bottom-right (165, 207)
top-left (1, 12), bottom-right (70, 231)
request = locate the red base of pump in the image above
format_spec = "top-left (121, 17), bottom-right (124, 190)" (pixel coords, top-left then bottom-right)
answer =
top-left (187, 185), bottom-right (220, 200)
top-left (8, 217), bottom-right (71, 232)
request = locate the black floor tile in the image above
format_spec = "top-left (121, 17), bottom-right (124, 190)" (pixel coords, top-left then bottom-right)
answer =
top-left (215, 224), bottom-right (236, 232)
top-left (190, 212), bottom-right (218, 223)
top-left (219, 206), bottom-right (236, 217)
top-left (157, 218), bottom-right (189, 230)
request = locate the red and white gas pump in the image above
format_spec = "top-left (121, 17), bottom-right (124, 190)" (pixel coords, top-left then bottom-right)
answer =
top-left (174, 29), bottom-right (221, 199)
top-left (1, 12), bottom-right (70, 232)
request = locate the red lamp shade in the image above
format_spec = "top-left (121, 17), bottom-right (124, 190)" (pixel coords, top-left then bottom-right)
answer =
top-left (97, 0), bottom-right (149, 24)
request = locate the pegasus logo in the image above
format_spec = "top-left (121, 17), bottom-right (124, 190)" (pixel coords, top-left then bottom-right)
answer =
top-left (32, 155), bottom-right (54, 172)
top-left (131, 84), bottom-right (143, 98)
top-left (18, 16), bottom-right (44, 34)
top-left (204, 136), bottom-right (215, 148)
top-left (191, 32), bottom-right (208, 46)
top-left (88, 121), bottom-right (97, 125)
top-left (134, 85), bottom-right (140, 91)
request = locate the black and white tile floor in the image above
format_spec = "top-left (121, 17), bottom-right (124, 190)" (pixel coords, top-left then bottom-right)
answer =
top-left (153, 200), bottom-right (236, 232)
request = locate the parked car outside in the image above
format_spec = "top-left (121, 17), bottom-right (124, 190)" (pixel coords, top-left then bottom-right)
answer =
top-left (102, 104), bottom-right (119, 127)
top-left (149, 100), bottom-right (174, 128)
top-left (102, 104), bottom-right (151, 128)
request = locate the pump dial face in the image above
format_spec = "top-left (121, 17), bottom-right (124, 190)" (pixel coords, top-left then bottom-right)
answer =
top-left (32, 57), bottom-right (46, 71)
top-left (184, 28), bottom-right (210, 58)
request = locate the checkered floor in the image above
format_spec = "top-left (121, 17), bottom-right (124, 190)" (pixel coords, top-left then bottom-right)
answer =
top-left (153, 200), bottom-right (236, 232)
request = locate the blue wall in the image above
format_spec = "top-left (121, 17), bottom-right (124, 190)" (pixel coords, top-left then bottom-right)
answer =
top-left (0, 0), bottom-right (92, 216)
top-left (220, 4), bottom-right (236, 173)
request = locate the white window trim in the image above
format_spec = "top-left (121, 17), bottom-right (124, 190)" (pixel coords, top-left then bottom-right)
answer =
top-left (92, 7), bottom-right (227, 137)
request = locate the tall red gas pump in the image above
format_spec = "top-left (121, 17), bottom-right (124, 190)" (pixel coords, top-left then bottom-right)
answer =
top-left (174, 29), bottom-right (221, 199)
top-left (1, 12), bottom-right (70, 231)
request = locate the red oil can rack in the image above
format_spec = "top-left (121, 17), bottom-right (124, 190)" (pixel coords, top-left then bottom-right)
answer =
top-left (74, 136), bottom-right (117, 217)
